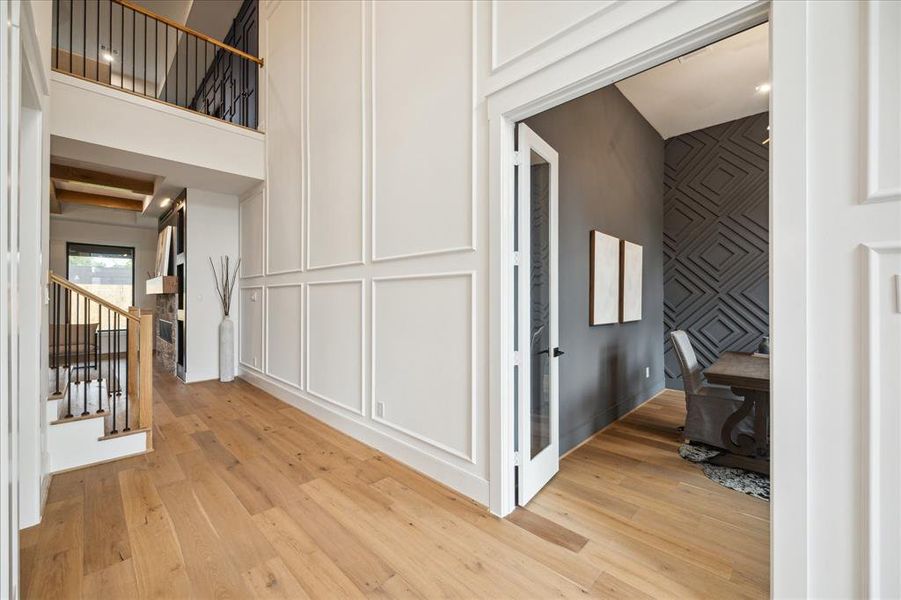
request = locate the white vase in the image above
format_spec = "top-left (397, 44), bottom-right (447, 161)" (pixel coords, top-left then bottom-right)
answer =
top-left (219, 316), bottom-right (234, 383)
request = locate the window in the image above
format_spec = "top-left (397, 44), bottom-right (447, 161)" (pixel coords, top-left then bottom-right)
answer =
top-left (66, 243), bottom-right (135, 327)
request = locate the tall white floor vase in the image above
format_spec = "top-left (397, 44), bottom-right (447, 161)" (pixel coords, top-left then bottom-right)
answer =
top-left (219, 316), bottom-right (235, 382)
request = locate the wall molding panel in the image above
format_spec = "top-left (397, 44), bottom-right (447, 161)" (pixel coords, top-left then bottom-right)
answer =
top-left (372, 272), bottom-right (476, 463)
top-left (490, 0), bottom-right (616, 72)
top-left (239, 286), bottom-right (265, 373)
top-left (864, 241), bottom-right (901, 599)
top-left (264, 0), bottom-right (304, 275)
top-left (864, 0), bottom-right (901, 204)
top-left (304, 0), bottom-right (367, 271)
top-left (305, 280), bottom-right (365, 416)
top-left (371, 0), bottom-right (477, 263)
top-left (239, 188), bottom-right (265, 278)
top-left (265, 283), bottom-right (303, 389)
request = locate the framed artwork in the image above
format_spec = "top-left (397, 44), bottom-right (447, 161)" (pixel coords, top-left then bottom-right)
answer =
top-left (620, 240), bottom-right (643, 322)
top-left (589, 230), bottom-right (619, 325)
top-left (155, 226), bottom-right (172, 276)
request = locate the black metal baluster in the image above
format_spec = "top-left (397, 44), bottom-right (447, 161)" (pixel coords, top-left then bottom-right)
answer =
top-left (143, 14), bottom-right (147, 96)
top-left (82, 0), bottom-right (86, 77)
top-left (96, 0), bottom-right (99, 80)
top-left (165, 25), bottom-right (169, 102)
top-left (82, 298), bottom-right (89, 415)
top-left (74, 293), bottom-right (81, 385)
top-left (65, 289), bottom-right (73, 418)
top-left (123, 317), bottom-right (130, 432)
top-left (53, 0), bottom-right (58, 69)
top-left (175, 27), bottom-right (179, 106)
top-left (96, 303), bottom-right (103, 413)
top-left (110, 313), bottom-right (118, 435)
top-left (69, 0), bottom-right (73, 72)
top-left (132, 7), bottom-right (135, 92)
top-left (54, 283), bottom-right (61, 394)
top-left (154, 18), bottom-right (158, 98)
top-left (116, 312), bottom-right (121, 397)
top-left (108, 0), bottom-right (112, 84)
top-left (120, 1), bottom-right (124, 89)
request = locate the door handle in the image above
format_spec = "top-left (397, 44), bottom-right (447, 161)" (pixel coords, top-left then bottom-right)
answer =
top-left (536, 347), bottom-right (565, 357)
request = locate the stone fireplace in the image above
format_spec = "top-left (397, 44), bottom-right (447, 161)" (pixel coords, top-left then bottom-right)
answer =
top-left (155, 292), bottom-right (178, 374)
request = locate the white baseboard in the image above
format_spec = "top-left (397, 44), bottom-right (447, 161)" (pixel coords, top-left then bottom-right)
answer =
top-left (238, 368), bottom-right (490, 506)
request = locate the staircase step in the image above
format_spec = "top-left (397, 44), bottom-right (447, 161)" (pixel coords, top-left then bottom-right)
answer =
top-left (47, 367), bottom-right (69, 401)
top-left (51, 378), bottom-right (138, 436)
top-left (98, 427), bottom-right (151, 442)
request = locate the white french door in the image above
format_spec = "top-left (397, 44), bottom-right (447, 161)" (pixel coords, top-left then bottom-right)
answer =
top-left (516, 123), bottom-right (560, 506)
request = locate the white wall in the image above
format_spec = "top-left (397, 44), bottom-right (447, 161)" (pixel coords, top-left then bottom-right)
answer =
top-left (186, 188), bottom-right (240, 383)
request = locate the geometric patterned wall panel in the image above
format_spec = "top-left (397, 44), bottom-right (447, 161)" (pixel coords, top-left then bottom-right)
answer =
top-left (663, 112), bottom-right (769, 388)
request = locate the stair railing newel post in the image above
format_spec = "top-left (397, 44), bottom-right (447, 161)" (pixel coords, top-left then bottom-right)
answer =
top-left (210, 255), bottom-right (241, 383)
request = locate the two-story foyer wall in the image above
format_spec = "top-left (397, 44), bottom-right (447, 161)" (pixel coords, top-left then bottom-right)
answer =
top-left (239, 0), bottom-right (765, 505)
top-left (239, 0), bottom-right (489, 501)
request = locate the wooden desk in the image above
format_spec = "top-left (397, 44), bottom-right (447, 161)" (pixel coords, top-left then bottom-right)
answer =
top-left (705, 351), bottom-right (770, 474)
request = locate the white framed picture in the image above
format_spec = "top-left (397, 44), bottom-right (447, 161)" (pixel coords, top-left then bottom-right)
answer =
top-left (620, 240), bottom-right (643, 322)
top-left (589, 230), bottom-right (619, 325)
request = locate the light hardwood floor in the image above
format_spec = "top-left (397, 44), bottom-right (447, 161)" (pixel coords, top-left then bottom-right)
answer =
top-left (20, 377), bottom-right (769, 599)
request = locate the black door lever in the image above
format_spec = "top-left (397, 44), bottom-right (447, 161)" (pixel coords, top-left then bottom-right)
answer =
top-left (553, 348), bottom-right (565, 358)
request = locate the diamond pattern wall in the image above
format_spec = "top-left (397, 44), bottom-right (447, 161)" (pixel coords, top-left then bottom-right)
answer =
top-left (663, 112), bottom-right (769, 388)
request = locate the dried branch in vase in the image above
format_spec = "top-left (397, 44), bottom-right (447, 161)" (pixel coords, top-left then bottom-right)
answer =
top-left (209, 255), bottom-right (241, 317)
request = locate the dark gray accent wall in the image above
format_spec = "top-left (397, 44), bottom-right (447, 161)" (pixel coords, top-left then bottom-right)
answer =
top-left (663, 112), bottom-right (770, 389)
top-left (523, 85), bottom-right (665, 455)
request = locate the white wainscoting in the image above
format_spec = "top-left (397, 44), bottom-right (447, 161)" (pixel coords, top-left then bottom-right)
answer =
top-left (265, 283), bottom-right (303, 388)
top-left (240, 189), bottom-right (265, 278)
top-left (305, 0), bottom-right (366, 271)
top-left (864, 241), bottom-right (901, 598)
top-left (265, 0), bottom-right (304, 275)
top-left (864, 0), bottom-right (901, 204)
top-left (372, 272), bottom-right (476, 463)
top-left (305, 280), bottom-right (364, 415)
top-left (371, 0), bottom-right (476, 262)
top-left (239, 287), bottom-right (264, 371)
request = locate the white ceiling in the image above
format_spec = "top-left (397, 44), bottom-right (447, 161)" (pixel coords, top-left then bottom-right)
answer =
top-left (615, 23), bottom-right (769, 139)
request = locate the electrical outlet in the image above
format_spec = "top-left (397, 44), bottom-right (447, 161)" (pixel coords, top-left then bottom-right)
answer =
top-left (377, 402), bottom-right (385, 418)
top-left (645, 366), bottom-right (650, 378)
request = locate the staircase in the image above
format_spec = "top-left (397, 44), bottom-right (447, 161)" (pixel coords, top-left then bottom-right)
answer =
top-left (47, 272), bottom-right (153, 472)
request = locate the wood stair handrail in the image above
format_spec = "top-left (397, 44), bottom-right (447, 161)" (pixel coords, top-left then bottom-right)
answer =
top-left (114, 0), bottom-right (264, 67)
top-left (49, 272), bottom-right (140, 323)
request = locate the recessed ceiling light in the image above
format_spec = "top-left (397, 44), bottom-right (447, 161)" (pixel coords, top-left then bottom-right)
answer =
top-left (755, 82), bottom-right (771, 94)
top-left (160, 197), bottom-right (172, 208)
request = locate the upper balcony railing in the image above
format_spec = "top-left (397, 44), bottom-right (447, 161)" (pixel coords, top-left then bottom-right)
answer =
top-left (51, 0), bottom-right (262, 129)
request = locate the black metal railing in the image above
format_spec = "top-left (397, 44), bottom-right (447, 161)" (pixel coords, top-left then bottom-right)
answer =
top-left (51, 0), bottom-right (261, 129)
top-left (49, 272), bottom-right (146, 436)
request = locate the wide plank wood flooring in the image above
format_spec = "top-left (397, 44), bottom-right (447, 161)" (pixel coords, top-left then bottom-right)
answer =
top-left (21, 377), bottom-right (769, 598)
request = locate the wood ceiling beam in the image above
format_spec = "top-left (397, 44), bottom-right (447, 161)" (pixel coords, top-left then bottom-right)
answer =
top-left (50, 164), bottom-right (155, 195)
top-left (56, 190), bottom-right (144, 211)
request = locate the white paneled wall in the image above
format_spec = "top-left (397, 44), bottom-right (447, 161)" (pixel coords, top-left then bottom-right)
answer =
top-left (239, 287), bottom-right (263, 371)
top-left (240, 190), bottom-right (264, 277)
top-left (265, 0), bottom-right (303, 274)
top-left (306, 280), bottom-right (364, 414)
top-left (307, 0), bottom-right (365, 270)
top-left (265, 284), bottom-right (303, 388)
top-left (372, 0), bottom-right (475, 260)
top-left (243, 0), bottom-right (490, 503)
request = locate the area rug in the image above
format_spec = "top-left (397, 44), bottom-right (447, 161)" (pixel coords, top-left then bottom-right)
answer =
top-left (679, 442), bottom-right (770, 501)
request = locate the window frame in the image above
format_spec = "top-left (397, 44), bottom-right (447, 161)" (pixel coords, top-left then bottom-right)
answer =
top-left (65, 241), bottom-right (137, 308)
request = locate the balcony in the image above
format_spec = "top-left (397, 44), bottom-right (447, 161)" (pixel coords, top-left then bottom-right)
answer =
top-left (51, 0), bottom-right (261, 129)
top-left (48, 0), bottom-right (265, 189)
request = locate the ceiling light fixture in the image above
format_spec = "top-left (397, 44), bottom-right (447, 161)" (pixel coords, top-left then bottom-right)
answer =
top-left (160, 197), bottom-right (172, 208)
top-left (755, 82), bottom-right (771, 94)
